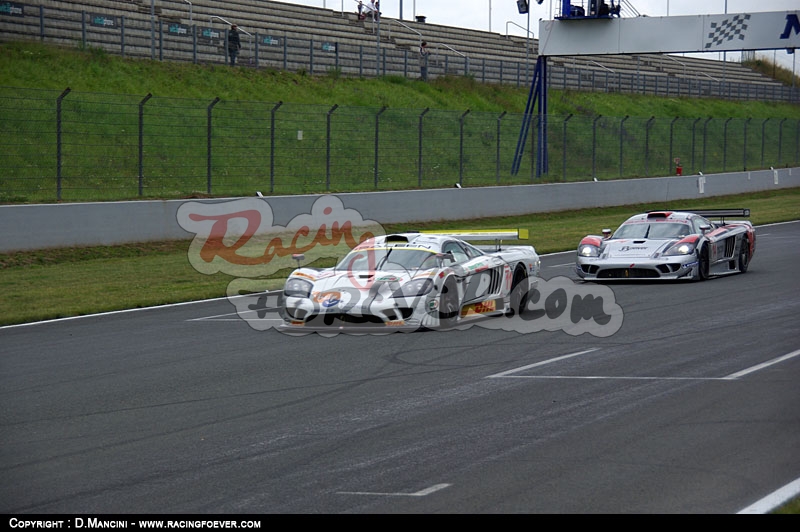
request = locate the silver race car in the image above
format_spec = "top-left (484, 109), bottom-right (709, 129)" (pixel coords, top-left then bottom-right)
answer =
top-left (575, 209), bottom-right (756, 281)
top-left (279, 230), bottom-right (540, 332)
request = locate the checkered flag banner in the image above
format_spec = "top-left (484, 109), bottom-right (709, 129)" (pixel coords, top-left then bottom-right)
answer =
top-left (705, 14), bottom-right (751, 49)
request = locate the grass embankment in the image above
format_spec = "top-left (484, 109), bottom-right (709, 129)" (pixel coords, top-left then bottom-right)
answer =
top-left (4, 41), bottom-right (798, 118)
top-left (1, 188), bottom-right (798, 326)
top-left (3, 42), bottom-right (800, 202)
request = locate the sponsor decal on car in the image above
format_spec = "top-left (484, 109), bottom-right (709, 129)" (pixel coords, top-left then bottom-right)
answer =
top-left (461, 300), bottom-right (498, 317)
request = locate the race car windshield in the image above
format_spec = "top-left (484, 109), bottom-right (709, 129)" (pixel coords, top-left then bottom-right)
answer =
top-left (613, 222), bottom-right (692, 239)
top-left (336, 248), bottom-right (440, 271)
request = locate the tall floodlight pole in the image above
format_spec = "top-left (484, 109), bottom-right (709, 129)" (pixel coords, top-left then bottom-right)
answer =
top-left (376, 13), bottom-right (381, 76)
top-left (150, 0), bottom-right (155, 59)
top-left (489, 0), bottom-right (492, 32)
top-left (526, 7), bottom-right (530, 83)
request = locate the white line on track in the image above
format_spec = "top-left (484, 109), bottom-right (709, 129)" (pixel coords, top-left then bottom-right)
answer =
top-left (738, 477), bottom-right (800, 514)
top-left (337, 483), bottom-right (451, 497)
top-left (723, 349), bottom-right (800, 380)
top-left (486, 348), bottom-right (800, 381)
top-left (486, 349), bottom-right (600, 378)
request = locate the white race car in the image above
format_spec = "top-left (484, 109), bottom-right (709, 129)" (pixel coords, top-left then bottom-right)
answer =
top-left (575, 209), bottom-right (756, 281)
top-left (279, 230), bottom-right (540, 332)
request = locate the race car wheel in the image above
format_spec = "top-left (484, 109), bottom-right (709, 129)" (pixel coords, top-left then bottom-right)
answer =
top-left (694, 244), bottom-right (710, 281)
top-left (276, 291), bottom-right (296, 322)
top-left (509, 267), bottom-right (528, 317)
top-left (738, 236), bottom-right (750, 273)
top-left (438, 278), bottom-right (459, 329)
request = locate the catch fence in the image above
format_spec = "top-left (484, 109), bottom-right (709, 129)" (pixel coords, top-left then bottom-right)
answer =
top-left (2, 88), bottom-right (798, 202)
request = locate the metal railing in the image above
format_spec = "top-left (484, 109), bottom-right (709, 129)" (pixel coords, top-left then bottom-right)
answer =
top-left (387, 18), bottom-right (422, 49)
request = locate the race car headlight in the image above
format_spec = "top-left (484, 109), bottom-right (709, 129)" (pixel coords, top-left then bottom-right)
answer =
top-left (392, 278), bottom-right (433, 298)
top-left (578, 244), bottom-right (600, 257)
top-left (284, 278), bottom-right (313, 298)
top-left (664, 242), bottom-right (696, 256)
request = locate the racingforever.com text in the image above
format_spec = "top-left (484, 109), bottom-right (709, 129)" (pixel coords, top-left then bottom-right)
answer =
top-left (9, 518), bottom-right (261, 530)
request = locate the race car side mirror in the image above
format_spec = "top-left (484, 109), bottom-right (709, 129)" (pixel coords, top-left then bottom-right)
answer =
top-left (442, 251), bottom-right (456, 265)
top-left (700, 225), bottom-right (711, 233)
top-left (292, 253), bottom-right (305, 267)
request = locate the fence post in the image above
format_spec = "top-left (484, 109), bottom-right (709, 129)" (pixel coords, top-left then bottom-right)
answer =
top-left (56, 88), bottom-right (71, 202)
top-left (723, 117), bottom-right (732, 171)
top-left (270, 101), bottom-right (283, 193)
top-left (418, 108), bottom-right (429, 187)
top-left (778, 118), bottom-right (787, 165)
top-left (326, 104), bottom-right (338, 190)
top-left (702, 117), bottom-right (712, 173)
top-left (459, 109), bottom-right (470, 187)
top-left (374, 106), bottom-right (387, 188)
top-left (496, 111), bottom-right (506, 184)
top-left (207, 97), bottom-right (220, 194)
top-left (592, 115), bottom-right (601, 181)
top-left (743, 118), bottom-right (751, 171)
top-left (138, 93), bottom-right (152, 196)
top-left (669, 117), bottom-right (678, 175)
top-left (645, 116), bottom-right (655, 177)
top-left (531, 113), bottom-right (539, 181)
top-left (795, 119), bottom-right (800, 165)
top-left (761, 118), bottom-right (770, 168)
top-left (691, 117), bottom-right (701, 174)
top-left (619, 115), bottom-right (629, 178)
top-left (563, 114), bottom-right (572, 182)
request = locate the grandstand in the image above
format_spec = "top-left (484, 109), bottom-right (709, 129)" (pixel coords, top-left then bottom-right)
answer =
top-left (0, 0), bottom-right (793, 101)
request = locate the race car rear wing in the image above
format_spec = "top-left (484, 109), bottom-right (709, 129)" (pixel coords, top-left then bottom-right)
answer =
top-left (688, 209), bottom-right (750, 218)
top-left (420, 229), bottom-right (529, 241)
top-left (420, 229), bottom-right (529, 251)
top-left (688, 209), bottom-right (750, 225)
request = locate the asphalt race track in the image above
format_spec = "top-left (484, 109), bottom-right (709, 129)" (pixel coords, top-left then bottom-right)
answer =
top-left (2, 222), bottom-right (799, 514)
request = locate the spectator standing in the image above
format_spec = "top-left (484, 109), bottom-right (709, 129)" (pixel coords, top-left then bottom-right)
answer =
top-left (419, 41), bottom-right (430, 81)
top-left (357, 1), bottom-right (365, 20)
top-left (228, 24), bottom-right (241, 66)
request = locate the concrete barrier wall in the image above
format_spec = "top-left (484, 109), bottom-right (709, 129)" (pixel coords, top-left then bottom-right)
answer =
top-left (1, 167), bottom-right (797, 252)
